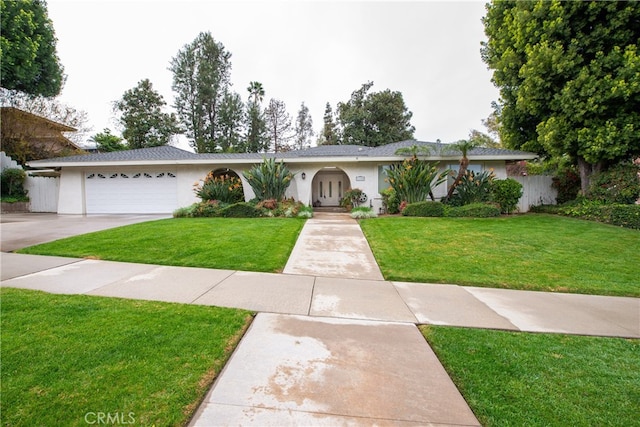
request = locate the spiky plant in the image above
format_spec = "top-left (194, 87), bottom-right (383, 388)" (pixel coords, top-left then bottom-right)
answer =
top-left (243, 158), bottom-right (293, 201)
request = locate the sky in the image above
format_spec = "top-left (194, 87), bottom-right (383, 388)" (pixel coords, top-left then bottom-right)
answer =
top-left (46, 0), bottom-right (499, 150)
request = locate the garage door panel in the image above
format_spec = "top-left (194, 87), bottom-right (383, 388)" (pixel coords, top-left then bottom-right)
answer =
top-left (85, 171), bottom-right (177, 214)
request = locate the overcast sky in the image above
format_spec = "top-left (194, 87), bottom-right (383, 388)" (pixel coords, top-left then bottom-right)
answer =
top-left (47, 0), bottom-right (498, 150)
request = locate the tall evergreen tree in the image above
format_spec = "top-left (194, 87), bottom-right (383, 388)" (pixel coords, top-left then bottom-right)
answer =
top-left (218, 91), bottom-right (244, 152)
top-left (115, 79), bottom-right (180, 149)
top-left (294, 102), bottom-right (314, 150)
top-left (482, 0), bottom-right (640, 192)
top-left (0, 0), bottom-right (65, 97)
top-left (170, 32), bottom-right (232, 153)
top-left (265, 98), bottom-right (293, 152)
top-left (319, 102), bottom-right (339, 145)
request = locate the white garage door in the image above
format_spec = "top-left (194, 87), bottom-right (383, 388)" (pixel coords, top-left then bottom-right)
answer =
top-left (85, 171), bottom-right (177, 214)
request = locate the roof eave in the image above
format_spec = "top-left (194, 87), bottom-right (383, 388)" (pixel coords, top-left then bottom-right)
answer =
top-left (27, 152), bottom-right (538, 168)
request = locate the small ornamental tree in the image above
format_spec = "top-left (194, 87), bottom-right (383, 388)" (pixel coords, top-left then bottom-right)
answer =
top-left (491, 178), bottom-right (523, 214)
top-left (243, 158), bottom-right (293, 201)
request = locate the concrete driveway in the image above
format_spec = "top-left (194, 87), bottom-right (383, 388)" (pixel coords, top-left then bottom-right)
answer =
top-left (0, 213), bottom-right (170, 252)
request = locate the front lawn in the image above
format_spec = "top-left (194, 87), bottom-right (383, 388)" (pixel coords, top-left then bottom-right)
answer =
top-left (18, 217), bottom-right (305, 273)
top-left (360, 214), bottom-right (640, 297)
top-left (422, 326), bottom-right (640, 426)
top-left (0, 288), bottom-right (252, 427)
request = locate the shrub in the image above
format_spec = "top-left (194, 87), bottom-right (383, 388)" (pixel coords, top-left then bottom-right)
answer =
top-left (491, 178), bottom-right (523, 214)
top-left (552, 167), bottom-right (581, 204)
top-left (402, 201), bottom-right (446, 217)
top-left (341, 188), bottom-right (367, 209)
top-left (605, 205), bottom-right (640, 229)
top-left (257, 199), bottom-right (278, 210)
top-left (194, 172), bottom-right (244, 204)
top-left (0, 168), bottom-right (28, 199)
top-left (297, 205), bottom-right (314, 218)
top-left (447, 170), bottom-right (494, 207)
top-left (243, 158), bottom-right (293, 201)
top-left (385, 155), bottom-right (448, 203)
top-left (220, 202), bottom-right (261, 218)
top-left (350, 206), bottom-right (378, 219)
top-left (380, 187), bottom-right (400, 214)
top-left (448, 203), bottom-right (501, 218)
top-left (587, 162), bottom-right (640, 205)
top-left (558, 201), bottom-right (640, 229)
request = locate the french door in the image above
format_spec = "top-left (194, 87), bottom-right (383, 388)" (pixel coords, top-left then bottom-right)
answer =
top-left (318, 177), bottom-right (344, 206)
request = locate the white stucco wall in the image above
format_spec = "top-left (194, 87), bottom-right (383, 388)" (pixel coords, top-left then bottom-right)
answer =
top-left (53, 158), bottom-right (515, 214)
top-left (57, 169), bottom-right (84, 214)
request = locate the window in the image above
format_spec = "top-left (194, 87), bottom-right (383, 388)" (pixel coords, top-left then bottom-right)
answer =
top-left (378, 165), bottom-right (391, 193)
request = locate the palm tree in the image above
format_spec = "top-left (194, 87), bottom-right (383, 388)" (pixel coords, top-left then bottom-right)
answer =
top-left (444, 139), bottom-right (481, 201)
top-left (247, 81), bottom-right (264, 105)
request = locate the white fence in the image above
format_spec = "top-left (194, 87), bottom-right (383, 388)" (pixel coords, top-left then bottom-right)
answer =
top-left (1, 151), bottom-right (60, 213)
top-left (514, 175), bottom-right (556, 212)
top-left (25, 175), bottom-right (59, 212)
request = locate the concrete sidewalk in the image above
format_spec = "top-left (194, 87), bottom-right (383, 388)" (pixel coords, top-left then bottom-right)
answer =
top-left (2, 252), bottom-right (638, 338)
top-left (1, 212), bottom-right (639, 426)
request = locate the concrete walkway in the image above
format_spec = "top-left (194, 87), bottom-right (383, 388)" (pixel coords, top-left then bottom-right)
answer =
top-left (1, 212), bottom-right (639, 426)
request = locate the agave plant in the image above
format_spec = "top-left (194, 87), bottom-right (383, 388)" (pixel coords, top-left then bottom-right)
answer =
top-left (385, 155), bottom-right (449, 203)
top-left (243, 158), bottom-right (293, 201)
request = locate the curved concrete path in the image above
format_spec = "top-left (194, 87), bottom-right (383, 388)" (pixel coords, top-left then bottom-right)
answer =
top-left (2, 213), bottom-right (639, 426)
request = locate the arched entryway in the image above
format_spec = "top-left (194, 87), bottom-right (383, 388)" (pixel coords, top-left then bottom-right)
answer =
top-left (311, 168), bottom-right (351, 207)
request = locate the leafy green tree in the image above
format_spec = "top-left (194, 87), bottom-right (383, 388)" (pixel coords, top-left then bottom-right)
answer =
top-left (115, 79), bottom-right (181, 149)
top-left (265, 98), bottom-right (293, 152)
top-left (294, 102), bottom-right (314, 150)
top-left (170, 32), bottom-right (232, 153)
top-left (482, 0), bottom-right (640, 193)
top-left (90, 128), bottom-right (127, 152)
top-left (0, 0), bottom-right (64, 97)
top-left (337, 81), bottom-right (415, 146)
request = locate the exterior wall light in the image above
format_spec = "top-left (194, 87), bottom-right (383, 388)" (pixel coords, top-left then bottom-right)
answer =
top-left (301, 172), bottom-right (306, 179)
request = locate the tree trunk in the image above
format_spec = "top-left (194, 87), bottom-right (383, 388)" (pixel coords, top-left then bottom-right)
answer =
top-left (446, 157), bottom-right (470, 200)
top-left (577, 156), bottom-right (604, 195)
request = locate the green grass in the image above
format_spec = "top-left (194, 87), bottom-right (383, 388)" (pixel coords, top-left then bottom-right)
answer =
top-left (422, 326), bottom-right (640, 426)
top-left (17, 217), bottom-right (305, 273)
top-left (0, 288), bottom-right (252, 427)
top-left (360, 214), bottom-right (640, 297)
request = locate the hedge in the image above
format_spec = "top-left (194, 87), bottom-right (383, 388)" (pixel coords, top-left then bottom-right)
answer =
top-left (531, 203), bottom-right (640, 229)
top-left (402, 201), bottom-right (445, 217)
top-left (447, 203), bottom-right (501, 218)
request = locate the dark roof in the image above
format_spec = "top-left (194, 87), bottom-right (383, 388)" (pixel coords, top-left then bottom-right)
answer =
top-left (31, 145), bottom-right (198, 163)
top-left (29, 140), bottom-right (537, 166)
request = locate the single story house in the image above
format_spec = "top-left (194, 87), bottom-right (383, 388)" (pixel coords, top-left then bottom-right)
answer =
top-left (27, 140), bottom-right (538, 215)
